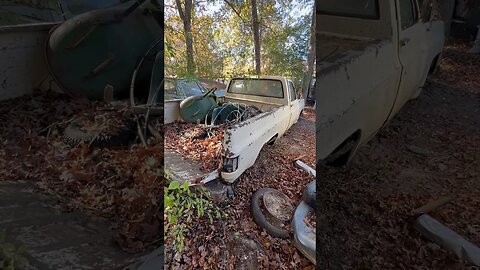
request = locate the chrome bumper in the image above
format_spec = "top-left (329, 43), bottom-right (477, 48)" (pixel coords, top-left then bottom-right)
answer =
top-left (292, 201), bottom-right (316, 265)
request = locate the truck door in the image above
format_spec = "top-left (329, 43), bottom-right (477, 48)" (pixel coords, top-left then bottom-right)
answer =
top-left (390, 0), bottom-right (429, 117)
top-left (288, 80), bottom-right (301, 128)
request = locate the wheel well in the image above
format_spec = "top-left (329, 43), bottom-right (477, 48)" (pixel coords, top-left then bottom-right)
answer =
top-left (324, 130), bottom-right (361, 166)
top-left (267, 134), bottom-right (278, 145)
top-left (429, 54), bottom-right (441, 74)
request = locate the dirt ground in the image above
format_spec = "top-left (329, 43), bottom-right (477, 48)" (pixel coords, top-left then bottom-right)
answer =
top-left (164, 108), bottom-right (316, 269)
top-left (317, 41), bottom-right (480, 269)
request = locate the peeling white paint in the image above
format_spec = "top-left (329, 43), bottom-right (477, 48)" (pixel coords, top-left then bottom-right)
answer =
top-left (0, 23), bottom-right (57, 101)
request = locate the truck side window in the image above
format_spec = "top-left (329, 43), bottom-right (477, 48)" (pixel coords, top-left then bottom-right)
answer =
top-left (399, 0), bottom-right (415, 29)
top-left (318, 0), bottom-right (379, 19)
top-left (288, 81), bottom-right (296, 101)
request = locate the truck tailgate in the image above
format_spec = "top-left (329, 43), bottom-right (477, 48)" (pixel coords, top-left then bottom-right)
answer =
top-left (164, 150), bottom-right (218, 185)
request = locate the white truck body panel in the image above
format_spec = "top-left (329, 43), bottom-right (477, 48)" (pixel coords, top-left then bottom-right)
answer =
top-left (0, 23), bottom-right (59, 101)
top-left (216, 76), bottom-right (305, 182)
top-left (222, 104), bottom-right (292, 182)
top-left (164, 76), bottom-right (305, 184)
top-left (316, 0), bottom-right (444, 163)
top-left (164, 99), bottom-right (182, 124)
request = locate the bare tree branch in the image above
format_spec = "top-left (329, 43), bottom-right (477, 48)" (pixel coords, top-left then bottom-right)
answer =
top-left (223, 0), bottom-right (249, 26)
top-left (175, 0), bottom-right (186, 21)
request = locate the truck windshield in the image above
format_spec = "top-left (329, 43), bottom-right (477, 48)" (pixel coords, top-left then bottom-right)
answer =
top-left (318, 0), bottom-right (379, 19)
top-left (178, 80), bottom-right (206, 96)
top-left (228, 79), bottom-right (284, 98)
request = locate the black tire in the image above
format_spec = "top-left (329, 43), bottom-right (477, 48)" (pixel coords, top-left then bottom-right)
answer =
top-left (324, 138), bottom-right (356, 166)
top-left (251, 188), bottom-right (290, 239)
top-left (266, 134), bottom-right (278, 145)
top-left (429, 54), bottom-right (440, 75)
top-left (63, 116), bottom-right (134, 148)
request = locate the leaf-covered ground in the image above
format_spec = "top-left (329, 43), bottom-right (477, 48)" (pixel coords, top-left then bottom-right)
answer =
top-left (317, 41), bottom-right (480, 269)
top-left (0, 93), bottom-right (165, 253)
top-left (165, 108), bottom-right (316, 269)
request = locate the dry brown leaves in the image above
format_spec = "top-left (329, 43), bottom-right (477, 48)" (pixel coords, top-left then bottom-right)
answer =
top-left (76, 109), bottom-right (133, 137)
top-left (317, 39), bottom-right (480, 269)
top-left (165, 112), bottom-right (316, 269)
top-left (0, 90), bottom-right (165, 253)
top-left (437, 40), bottom-right (480, 95)
top-left (164, 123), bottom-right (223, 171)
top-left (304, 211), bottom-right (316, 232)
top-left (301, 107), bottom-right (316, 122)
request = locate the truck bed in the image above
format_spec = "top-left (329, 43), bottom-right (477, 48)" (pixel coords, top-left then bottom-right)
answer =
top-left (162, 121), bottom-right (231, 185)
top-left (164, 101), bottom-right (284, 184)
top-left (164, 150), bottom-right (218, 184)
top-left (165, 76), bottom-right (301, 184)
top-left (223, 97), bottom-right (281, 112)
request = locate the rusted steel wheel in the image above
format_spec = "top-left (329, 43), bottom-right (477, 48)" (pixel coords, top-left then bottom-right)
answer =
top-left (251, 188), bottom-right (294, 238)
top-left (63, 115), bottom-right (134, 147)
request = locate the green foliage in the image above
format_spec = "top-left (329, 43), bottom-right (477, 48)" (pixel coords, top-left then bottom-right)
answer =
top-left (164, 180), bottom-right (225, 253)
top-left (0, 231), bottom-right (28, 270)
top-left (165, 0), bottom-right (314, 84)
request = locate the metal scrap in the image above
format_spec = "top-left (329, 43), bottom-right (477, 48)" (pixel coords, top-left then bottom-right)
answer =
top-left (415, 214), bottom-right (480, 266)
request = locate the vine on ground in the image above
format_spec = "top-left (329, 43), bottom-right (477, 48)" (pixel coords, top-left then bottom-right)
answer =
top-left (164, 180), bottom-right (226, 253)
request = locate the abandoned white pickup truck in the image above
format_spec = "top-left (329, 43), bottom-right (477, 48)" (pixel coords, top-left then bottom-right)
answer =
top-left (316, 0), bottom-right (444, 165)
top-left (164, 76), bottom-right (305, 184)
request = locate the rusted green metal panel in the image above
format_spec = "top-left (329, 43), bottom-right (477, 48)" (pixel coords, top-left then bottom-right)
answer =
top-left (46, 0), bottom-right (162, 100)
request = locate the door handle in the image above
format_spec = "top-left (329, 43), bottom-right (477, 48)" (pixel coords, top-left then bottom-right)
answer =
top-left (400, 38), bottom-right (410, 47)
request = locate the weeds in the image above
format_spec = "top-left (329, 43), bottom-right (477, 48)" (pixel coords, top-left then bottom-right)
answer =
top-left (0, 231), bottom-right (28, 270)
top-left (164, 180), bottom-right (225, 253)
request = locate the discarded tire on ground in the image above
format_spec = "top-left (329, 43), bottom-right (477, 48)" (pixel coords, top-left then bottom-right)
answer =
top-left (251, 188), bottom-right (291, 239)
top-left (63, 115), bottom-right (134, 147)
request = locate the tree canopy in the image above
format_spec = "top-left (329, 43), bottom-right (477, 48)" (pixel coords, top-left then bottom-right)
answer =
top-left (165, 0), bottom-right (314, 87)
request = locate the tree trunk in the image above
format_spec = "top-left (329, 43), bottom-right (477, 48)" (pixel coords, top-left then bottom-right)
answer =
top-left (251, 0), bottom-right (261, 75)
top-left (440, 0), bottom-right (455, 37)
top-left (302, 2), bottom-right (316, 98)
top-left (176, 0), bottom-right (196, 75)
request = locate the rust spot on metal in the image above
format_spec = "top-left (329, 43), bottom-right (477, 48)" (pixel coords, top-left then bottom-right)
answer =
top-left (222, 147), bottom-right (234, 157)
top-left (263, 190), bottom-right (294, 224)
